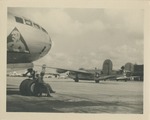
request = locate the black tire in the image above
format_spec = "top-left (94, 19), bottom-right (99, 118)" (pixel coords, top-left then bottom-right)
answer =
top-left (26, 80), bottom-right (36, 96)
top-left (74, 79), bottom-right (79, 82)
top-left (95, 80), bottom-right (99, 83)
top-left (19, 79), bottom-right (31, 96)
top-left (19, 79), bottom-right (36, 96)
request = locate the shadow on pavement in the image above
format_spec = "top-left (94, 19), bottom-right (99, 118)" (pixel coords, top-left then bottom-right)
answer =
top-left (7, 88), bottom-right (20, 95)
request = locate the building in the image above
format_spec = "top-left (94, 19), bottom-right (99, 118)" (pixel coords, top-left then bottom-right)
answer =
top-left (125, 63), bottom-right (144, 81)
top-left (133, 64), bottom-right (144, 81)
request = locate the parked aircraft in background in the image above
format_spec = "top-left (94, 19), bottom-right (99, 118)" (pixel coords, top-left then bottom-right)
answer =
top-left (46, 59), bottom-right (129, 83)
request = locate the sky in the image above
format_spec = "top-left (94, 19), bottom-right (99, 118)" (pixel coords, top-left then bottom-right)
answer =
top-left (8, 7), bottom-right (144, 70)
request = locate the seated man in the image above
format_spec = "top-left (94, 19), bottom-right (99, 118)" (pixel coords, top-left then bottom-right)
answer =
top-left (34, 64), bottom-right (55, 97)
top-left (35, 74), bottom-right (55, 97)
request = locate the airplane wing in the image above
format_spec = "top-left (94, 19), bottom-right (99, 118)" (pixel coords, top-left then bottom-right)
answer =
top-left (7, 63), bottom-right (34, 72)
top-left (35, 65), bottom-right (92, 74)
top-left (116, 76), bottom-right (129, 80)
top-left (35, 65), bottom-right (122, 79)
top-left (35, 65), bottom-right (129, 83)
top-left (98, 74), bottom-right (129, 80)
top-left (98, 75), bottom-right (117, 80)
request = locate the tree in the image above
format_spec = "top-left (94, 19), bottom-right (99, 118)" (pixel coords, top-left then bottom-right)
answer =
top-left (121, 66), bottom-right (125, 74)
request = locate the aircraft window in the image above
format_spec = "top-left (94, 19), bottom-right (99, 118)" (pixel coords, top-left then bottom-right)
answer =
top-left (15, 16), bottom-right (24, 24)
top-left (24, 19), bottom-right (32, 26)
top-left (33, 23), bottom-right (40, 29)
top-left (41, 27), bottom-right (48, 34)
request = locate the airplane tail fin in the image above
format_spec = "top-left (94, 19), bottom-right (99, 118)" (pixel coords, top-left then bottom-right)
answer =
top-left (102, 59), bottom-right (113, 75)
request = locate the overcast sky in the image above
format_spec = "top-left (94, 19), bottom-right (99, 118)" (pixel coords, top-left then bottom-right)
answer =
top-left (8, 7), bottom-right (144, 70)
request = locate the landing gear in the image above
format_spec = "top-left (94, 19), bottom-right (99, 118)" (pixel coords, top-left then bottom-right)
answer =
top-left (74, 79), bottom-right (79, 82)
top-left (95, 80), bottom-right (99, 83)
top-left (19, 79), bottom-right (36, 96)
top-left (94, 72), bottom-right (100, 83)
top-left (74, 73), bottom-right (79, 82)
top-left (19, 68), bottom-right (36, 96)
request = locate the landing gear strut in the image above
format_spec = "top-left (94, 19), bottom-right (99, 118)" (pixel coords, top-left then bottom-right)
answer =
top-left (94, 72), bottom-right (100, 83)
top-left (95, 80), bottom-right (99, 83)
top-left (19, 68), bottom-right (36, 96)
top-left (74, 73), bottom-right (79, 82)
top-left (74, 79), bottom-right (79, 82)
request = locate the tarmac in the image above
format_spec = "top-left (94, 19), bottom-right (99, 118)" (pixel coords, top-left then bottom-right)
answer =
top-left (7, 77), bottom-right (143, 113)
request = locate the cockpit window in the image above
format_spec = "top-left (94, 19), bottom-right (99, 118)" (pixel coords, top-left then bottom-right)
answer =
top-left (24, 19), bottom-right (32, 26)
top-left (41, 27), bottom-right (48, 34)
top-left (33, 23), bottom-right (40, 29)
top-left (15, 16), bottom-right (24, 24)
top-left (15, 16), bottom-right (48, 34)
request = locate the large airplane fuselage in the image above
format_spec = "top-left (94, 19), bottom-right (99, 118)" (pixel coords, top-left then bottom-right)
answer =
top-left (7, 13), bottom-right (51, 64)
top-left (68, 71), bottom-right (95, 80)
top-left (68, 69), bottom-right (101, 81)
top-left (68, 67), bottom-right (123, 82)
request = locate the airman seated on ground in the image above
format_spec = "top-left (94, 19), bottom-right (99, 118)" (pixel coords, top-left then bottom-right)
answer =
top-left (34, 64), bottom-right (55, 97)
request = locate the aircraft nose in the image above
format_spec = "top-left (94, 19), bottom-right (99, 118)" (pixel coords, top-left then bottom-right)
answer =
top-left (49, 36), bottom-right (52, 48)
top-left (37, 32), bottom-right (52, 57)
top-left (42, 34), bottom-right (52, 55)
top-left (48, 36), bottom-right (52, 50)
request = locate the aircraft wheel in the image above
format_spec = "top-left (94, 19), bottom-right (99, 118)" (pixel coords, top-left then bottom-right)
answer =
top-left (74, 79), bottom-right (79, 82)
top-left (19, 79), bottom-right (36, 96)
top-left (26, 80), bottom-right (36, 96)
top-left (95, 80), bottom-right (99, 83)
top-left (19, 79), bottom-right (31, 96)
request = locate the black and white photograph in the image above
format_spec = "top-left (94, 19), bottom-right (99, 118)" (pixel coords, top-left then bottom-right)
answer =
top-left (0, 0), bottom-right (149, 119)
top-left (6, 7), bottom-right (145, 114)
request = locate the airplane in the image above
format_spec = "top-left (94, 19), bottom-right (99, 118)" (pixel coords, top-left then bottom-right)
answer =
top-left (7, 12), bottom-right (128, 96)
top-left (45, 59), bottom-right (128, 83)
top-left (7, 12), bottom-right (52, 96)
